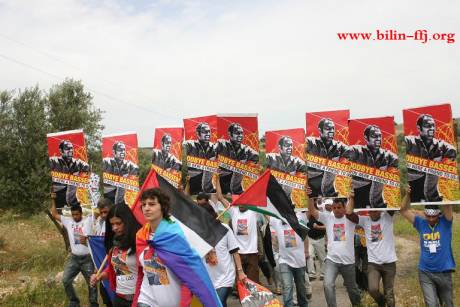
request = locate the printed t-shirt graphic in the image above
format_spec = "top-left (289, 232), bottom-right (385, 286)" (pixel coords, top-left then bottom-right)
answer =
top-left (237, 219), bottom-right (249, 235)
top-left (333, 224), bottom-right (345, 241)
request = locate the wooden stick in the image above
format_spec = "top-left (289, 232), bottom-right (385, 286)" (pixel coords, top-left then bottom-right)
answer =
top-left (96, 254), bottom-right (109, 278)
top-left (216, 205), bottom-right (232, 220)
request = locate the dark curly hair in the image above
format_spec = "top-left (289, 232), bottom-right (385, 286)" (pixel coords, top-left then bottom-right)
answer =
top-left (140, 188), bottom-right (172, 220)
top-left (104, 202), bottom-right (141, 255)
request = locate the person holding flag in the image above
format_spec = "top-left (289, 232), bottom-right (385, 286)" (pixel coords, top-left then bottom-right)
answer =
top-left (133, 187), bottom-right (222, 307)
top-left (90, 203), bottom-right (141, 307)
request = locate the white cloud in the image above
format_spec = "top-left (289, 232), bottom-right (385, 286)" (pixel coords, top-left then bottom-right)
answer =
top-left (0, 0), bottom-right (458, 146)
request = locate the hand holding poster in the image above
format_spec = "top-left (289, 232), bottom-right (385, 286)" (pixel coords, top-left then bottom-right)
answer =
top-left (217, 114), bottom-right (260, 195)
top-left (152, 127), bottom-right (184, 188)
top-left (403, 103), bottom-right (459, 204)
top-left (102, 132), bottom-right (139, 206)
top-left (305, 110), bottom-right (351, 198)
top-left (265, 129), bottom-right (307, 209)
top-left (348, 117), bottom-right (400, 210)
top-left (47, 129), bottom-right (90, 208)
top-left (183, 115), bottom-right (218, 194)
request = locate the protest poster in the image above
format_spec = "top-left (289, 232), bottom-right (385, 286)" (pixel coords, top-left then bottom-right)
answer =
top-left (403, 103), bottom-right (459, 205)
top-left (152, 127), bottom-right (184, 188)
top-left (102, 132), bottom-right (140, 207)
top-left (305, 110), bottom-right (351, 198)
top-left (348, 116), bottom-right (400, 210)
top-left (217, 114), bottom-right (260, 195)
top-left (265, 128), bottom-right (307, 209)
top-left (47, 129), bottom-right (90, 208)
top-left (183, 115), bottom-right (218, 194)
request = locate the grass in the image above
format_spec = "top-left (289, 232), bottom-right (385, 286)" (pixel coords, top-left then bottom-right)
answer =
top-left (0, 210), bottom-right (93, 306)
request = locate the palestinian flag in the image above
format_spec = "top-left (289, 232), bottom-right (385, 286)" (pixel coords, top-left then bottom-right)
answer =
top-left (131, 168), bottom-right (228, 257)
top-left (232, 169), bottom-right (308, 240)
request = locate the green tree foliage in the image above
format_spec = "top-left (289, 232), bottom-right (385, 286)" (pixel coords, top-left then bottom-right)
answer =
top-left (46, 79), bottom-right (104, 173)
top-left (0, 80), bottom-right (103, 214)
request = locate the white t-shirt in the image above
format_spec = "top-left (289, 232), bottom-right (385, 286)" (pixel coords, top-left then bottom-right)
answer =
top-left (94, 218), bottom-right (106, 236)
top-left (359, 212), bottom-right (398, 264)
top-left (111, 247), bottom-right (137, 295)
top-left (270, 217), bottom-right (306, 268)
top-left (205, 224), bottom-right (239, 288)
top-left (319, 212), bottom-right (356, 265)
top-left (138, 245), bottom-right (182, 307)
top-left (61, 216), bottom-right (90, 256)
top-left (230, 207), bottom-right (259, 254)
top-left (209, 200), bottom-right (226, 214)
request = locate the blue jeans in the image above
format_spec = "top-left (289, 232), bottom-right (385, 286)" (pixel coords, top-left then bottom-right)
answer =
top-left (216, 287), bottom-right (232, 307)
top-left (418, 270), bottom-right (454, 307)
top-left (279, 263), bottom-right (308, 307)
top-left (62, 254), bottom-right (98, 307)
top-left (323, 259), bottom-right (361, 307)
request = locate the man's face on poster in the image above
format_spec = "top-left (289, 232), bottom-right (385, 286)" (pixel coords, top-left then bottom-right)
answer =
top-left (320, 120), bottom-right (335, 143)
top-left (419, 116), bottom-right (435, 141)
top-left (230, 125), bottom-right (244, 144)
top-left (366, 127), bottom-right (382, 151)
top-left (198, 124), bottom-right (211, 142)
top-left (61, 142), bottom-right (74, 160)
top-left (162, 136), bottom-right (172, 152)
top-left (114, 143), bottom-right (126, 160)
top-left (279, 137), bottom-right (293, 156)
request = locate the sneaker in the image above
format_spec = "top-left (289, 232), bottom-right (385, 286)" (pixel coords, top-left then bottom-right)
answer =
top-left (309, 275), bottom-right (317, 281)
top-left (319, 275), bottom-right (324, 281)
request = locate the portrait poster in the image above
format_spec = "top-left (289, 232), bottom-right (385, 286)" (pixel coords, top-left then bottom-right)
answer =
top-left (265, 128), bottom-right (307, 209)
top-left (152, 127), bottom-right (184, 188)
top-left (403, 103), bottom-right (459, 205)
top-left (217, 114), bottom-right (260, 195)
top-left (47, 129), bottom-right (90, 208)
top-left (183, 115), bottom-right (218, 194)
top-left (348, 116), bottom-right (400, 210)
top-left (102, 132), bottom-right (139, 207)
top-left (305, 110), bottom-right (351, 198)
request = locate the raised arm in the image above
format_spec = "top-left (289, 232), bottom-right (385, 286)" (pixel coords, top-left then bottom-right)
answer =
top-left (306, 185), bottom-right (319, 220)
top-left (443, 204), bottom-right (453, 222)
top-left (399, 186), bottom-right (415, 224)
top-left (50, 191), bottom-right (61, 222)
top-left (183, 175), bottom-right (191, 196)
top-left (215, 173), bottom-right (230, 208)
top-left (346, 191), bottom-right (359, 224)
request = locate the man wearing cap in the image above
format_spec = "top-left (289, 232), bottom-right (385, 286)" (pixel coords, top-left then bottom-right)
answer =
top-left (400, 188), bottom-right (455, 307)
top-left (306, 118), bottom-right (349, 198)
top-left (405, 114), bottom-right (457, 202)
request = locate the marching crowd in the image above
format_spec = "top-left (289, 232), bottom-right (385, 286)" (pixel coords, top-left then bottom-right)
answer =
top-left (50, 174), bottom-right (455, 307)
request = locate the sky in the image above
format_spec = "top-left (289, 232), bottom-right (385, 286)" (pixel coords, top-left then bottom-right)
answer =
top-left (0, 0), bottom-right (458, 146)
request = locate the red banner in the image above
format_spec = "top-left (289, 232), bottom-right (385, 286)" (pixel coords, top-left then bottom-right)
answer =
top-left (152, 127), bottom-right (184, 188)
top-left (102, 132), bottom-right (139, 207)
top-left (217, 114), bottom-right (260, 195)
top-left (348, 116), bottom-right (401, 210)
top-left (305, 110), bottom-right (351, 198)
top-left (237, 279), bottom-right (282, 307)
top-left (183, 115), bottom-right (218, 194)
top-left (403, 103), bottom-right (459, 204)
top-left (47, 129), bottom-right (90, 208)
top-left (265, 128), bottom-right (307, 209)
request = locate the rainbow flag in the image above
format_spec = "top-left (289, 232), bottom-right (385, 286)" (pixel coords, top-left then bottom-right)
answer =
top-left (137, 221), bottom-right (222, 307)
